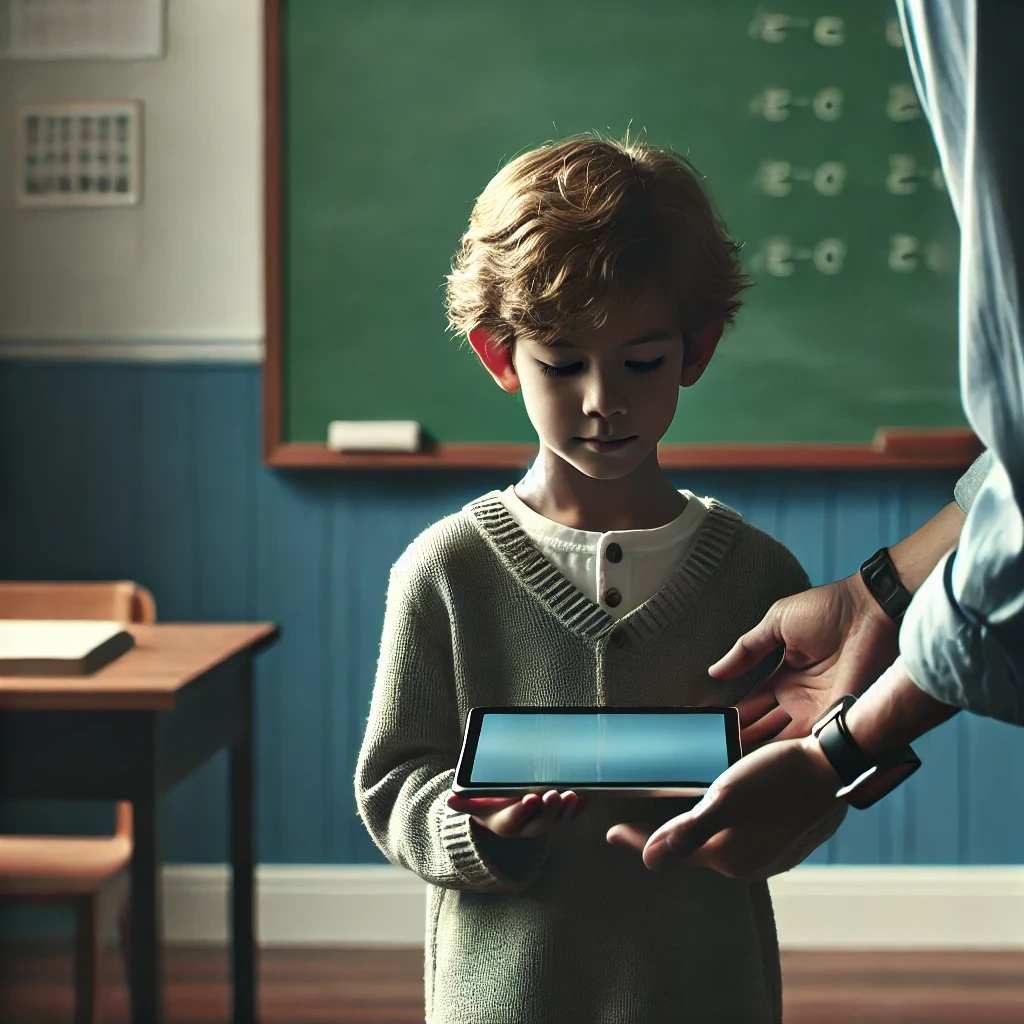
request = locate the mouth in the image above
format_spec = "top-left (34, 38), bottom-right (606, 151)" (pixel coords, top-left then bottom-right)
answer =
top-left (577, 436), bottom-right (637, 453)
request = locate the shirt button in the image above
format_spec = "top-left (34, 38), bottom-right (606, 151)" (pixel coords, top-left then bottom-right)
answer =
top-left (610, 628), bottom-right (627, 649)
top-left (604, 587), bottom-right (622, 608)
top-left (606, 543), bottom-right (623, 563)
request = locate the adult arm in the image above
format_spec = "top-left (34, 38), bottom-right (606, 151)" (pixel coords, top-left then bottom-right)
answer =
top-left (605, 0), bottom-right (1024, 878)
top-left (896, 0), bottom-right (1024, 724)
top-left (729, 497), bottom-right (965, 748)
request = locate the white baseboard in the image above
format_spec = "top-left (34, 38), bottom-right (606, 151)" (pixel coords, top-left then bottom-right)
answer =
top-left (161, 864), bottom-right (1024, 950)
top-left (163, 865), bottom-right (425, 947)
top-left (769, 866), bottom-right (1024, 948)
top-left (0, 336), bottom-right (262, 363)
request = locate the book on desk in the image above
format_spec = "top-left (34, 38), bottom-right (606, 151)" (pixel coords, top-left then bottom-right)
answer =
top-left (0, 620), bottom-right (135, 676)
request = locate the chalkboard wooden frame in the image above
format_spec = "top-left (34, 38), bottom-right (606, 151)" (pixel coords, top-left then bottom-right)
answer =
top-left (262, 0), bottom-right (979, 471)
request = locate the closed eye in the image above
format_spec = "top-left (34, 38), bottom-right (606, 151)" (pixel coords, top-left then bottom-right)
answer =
top-left (626, 357), bottom-right (665, 373)
top-left (537, 361), bottom-right (585, 378)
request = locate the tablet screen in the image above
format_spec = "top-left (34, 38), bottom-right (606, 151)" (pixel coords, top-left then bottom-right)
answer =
top-left (468, 710), bottom-right (732, 786)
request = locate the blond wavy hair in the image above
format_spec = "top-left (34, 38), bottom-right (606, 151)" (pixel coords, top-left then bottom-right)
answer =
top-left (445, 135), bottom-right (749, 348)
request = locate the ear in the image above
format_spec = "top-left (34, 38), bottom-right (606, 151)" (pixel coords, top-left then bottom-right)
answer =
top-left (468, 327), bottom-right (520, 394)
top-left (680, 320), bottom-right (725, 387)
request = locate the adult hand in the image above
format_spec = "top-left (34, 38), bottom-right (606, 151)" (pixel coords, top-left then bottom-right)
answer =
top-left (607, 658), bottom-right (955, 879)
top-left (722, 574), bottom-right (898, 750)
top-left (446, 789), bottom-right (585, 839)
top-left (606, 734), bottom-right (841, 879)
top-left (725, 501), bottom-right (964, 751)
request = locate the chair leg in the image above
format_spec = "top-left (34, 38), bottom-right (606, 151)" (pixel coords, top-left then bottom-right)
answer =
top-left (74, 897), bottom-right (102, 1024)
top-left (118, 898), bottom-right (132, 983)
top-left (99, 871), bottom-right (132, 1008)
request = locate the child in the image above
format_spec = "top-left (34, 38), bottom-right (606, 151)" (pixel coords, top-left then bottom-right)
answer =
top-left (356, 136), bottom-right (838, 1023)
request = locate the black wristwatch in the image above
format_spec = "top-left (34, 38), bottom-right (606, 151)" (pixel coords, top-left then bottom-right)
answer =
top-left (859, 547), bottom-right (913, 623)
top-left (811, 695), bottom-right (921, 809)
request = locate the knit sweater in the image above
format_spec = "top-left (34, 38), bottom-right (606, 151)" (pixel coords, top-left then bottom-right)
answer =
top-left (355, 492), bottom-right (813, 1024)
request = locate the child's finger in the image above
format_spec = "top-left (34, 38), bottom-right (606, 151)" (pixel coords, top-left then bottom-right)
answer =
top-left (447, 794), bottom-right (518, 814)
top-left (522, 789), bottom-right (561, 836)
top-left (557, 791), bottom-right (584, 826)
top-left (549, 790), bottom-right (590, 829)
top-left (487, 794), bottom-right (542, 836)
top-left (548, 792), bottom-right (574, 831)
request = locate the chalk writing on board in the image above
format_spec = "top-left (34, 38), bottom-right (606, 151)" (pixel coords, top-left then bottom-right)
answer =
top-left (749, 12), bottom-right (846, 46)
top-left (813, 239), bottom-right (846, 275)
top-left (886, 18), bottom-right (904, 48)
top-left (750, 13), bottom-right (811, 43)
top-left (813, 87), bottom-right (844, 120)
top-left (749, 86), bottom-right (845, 122)
top-left (887, 84), bottom-right (921, 121)
top-left (889, 237), bottom-right (951, 274)
top-left (754, 237), bottom-right (950, 278)
top-left (756, 160), bottom-right (848, 197)
top-left (886, 155), bottom-right (946, 195)
top-left (745, 7), bottom-right (952, 292)
top-left (756, 237), bottom-right (848, 278)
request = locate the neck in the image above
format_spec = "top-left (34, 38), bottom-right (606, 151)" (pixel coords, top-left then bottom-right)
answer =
top-left (515, 446), bottom-right (685, 531)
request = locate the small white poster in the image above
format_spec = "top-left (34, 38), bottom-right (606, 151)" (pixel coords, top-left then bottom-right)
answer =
top-left (3, 0), bottom-right (164, 61)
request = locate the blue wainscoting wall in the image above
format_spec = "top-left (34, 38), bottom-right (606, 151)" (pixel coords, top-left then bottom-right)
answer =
top-left (1, 362), bottom-right (1022, 868)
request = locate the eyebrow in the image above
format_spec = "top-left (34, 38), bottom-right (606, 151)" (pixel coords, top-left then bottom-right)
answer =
top-left (547, 329), bottom-right (676, 349)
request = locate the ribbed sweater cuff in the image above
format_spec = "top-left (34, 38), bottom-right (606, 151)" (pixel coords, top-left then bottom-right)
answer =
top-left (441, 803), bottom-right (548, 890)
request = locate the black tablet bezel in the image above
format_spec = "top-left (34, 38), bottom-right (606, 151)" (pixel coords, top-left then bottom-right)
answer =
top-left (453, 705), bottom-right (742, 797)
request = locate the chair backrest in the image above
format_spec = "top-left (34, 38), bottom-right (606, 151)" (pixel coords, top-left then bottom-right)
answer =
top-left (0, 580), bottom-right (157, 840)
top-left (0, 581), bottom-right (156, 625)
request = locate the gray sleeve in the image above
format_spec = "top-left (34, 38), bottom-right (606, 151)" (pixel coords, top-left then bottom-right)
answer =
top-left (355, 563), bottom-right (548, 892)
top-left (953, 450), bottom-right (994, 513)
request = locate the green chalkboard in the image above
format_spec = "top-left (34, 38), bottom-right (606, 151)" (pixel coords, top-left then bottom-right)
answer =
top-left (276, 0), bottom-right (964, 454)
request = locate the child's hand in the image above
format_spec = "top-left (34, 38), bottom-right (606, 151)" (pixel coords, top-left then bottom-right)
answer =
top-left (446, 789), bottom-right (586, 839)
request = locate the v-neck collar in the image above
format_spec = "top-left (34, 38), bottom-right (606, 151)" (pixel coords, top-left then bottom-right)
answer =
top-left (465, 492), bottom-right (741, 646)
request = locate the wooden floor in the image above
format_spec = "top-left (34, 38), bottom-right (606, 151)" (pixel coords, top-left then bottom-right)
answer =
top-left (2, 943), bottom-right (1023, 1023)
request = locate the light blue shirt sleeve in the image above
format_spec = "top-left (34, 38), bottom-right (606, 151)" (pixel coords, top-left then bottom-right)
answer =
top-left (953, 450), bottom-right (993, 513)
top-left (896, 0), bottom-right (1024, 724)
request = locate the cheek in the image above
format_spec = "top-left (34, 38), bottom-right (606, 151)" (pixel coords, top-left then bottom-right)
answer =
top-left (636, 374), bottom-right (682, 424)
top-left (519, 379), bottom-right (572, 431)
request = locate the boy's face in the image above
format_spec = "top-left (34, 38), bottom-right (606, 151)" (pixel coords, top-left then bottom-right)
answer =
top-left (473, 289), bottom-right (717, 481)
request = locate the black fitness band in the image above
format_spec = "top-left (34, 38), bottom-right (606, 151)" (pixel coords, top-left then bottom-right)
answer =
top-left (859, 547), bottom-right (913, 624)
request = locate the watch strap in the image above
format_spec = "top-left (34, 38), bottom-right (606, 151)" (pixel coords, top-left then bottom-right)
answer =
top-left (860, 547), bottom-right (912, 623)
top-left (813, 696), bottom-right (869, 788)
top-left (812, 695), bottom-right (922, 808)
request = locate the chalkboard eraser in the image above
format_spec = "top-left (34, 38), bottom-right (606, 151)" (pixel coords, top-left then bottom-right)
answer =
top-left (327, 420), bottom-right (422, 453)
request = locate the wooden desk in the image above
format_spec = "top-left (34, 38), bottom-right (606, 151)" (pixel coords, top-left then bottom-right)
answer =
top-left (0, 623), bottom-right (279, 1024)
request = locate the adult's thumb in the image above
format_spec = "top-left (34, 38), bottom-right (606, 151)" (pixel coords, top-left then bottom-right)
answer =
top-left (642, 800), bottom-right (721, 871)
top-left (708, 613), bottom-right (783, 679)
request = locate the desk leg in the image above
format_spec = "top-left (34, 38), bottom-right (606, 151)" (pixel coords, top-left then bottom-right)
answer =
top-left (130, 782), bottom-right (162, 1024)
top-left (230, 661), bottom-right (257, 1023)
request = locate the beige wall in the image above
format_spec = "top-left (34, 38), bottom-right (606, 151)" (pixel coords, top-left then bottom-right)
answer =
top-left (0, 0), bottom-right (262, 354)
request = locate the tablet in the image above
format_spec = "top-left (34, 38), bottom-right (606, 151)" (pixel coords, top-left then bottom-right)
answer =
top-left (452, 706), bottom-right (742, 797)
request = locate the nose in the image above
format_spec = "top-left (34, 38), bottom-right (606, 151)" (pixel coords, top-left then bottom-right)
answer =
top-left (581, 368), bottom-right (628, 421)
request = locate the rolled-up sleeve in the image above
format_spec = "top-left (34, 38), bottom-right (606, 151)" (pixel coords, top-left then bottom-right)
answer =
top-left (953, 450), bottom-right (993, 513)
top-left (897, 1), bottom-right (1024, 724)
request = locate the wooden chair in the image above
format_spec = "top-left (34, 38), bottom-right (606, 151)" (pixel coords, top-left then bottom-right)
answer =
top-left (0, 580), bottom-right (156, 1024)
